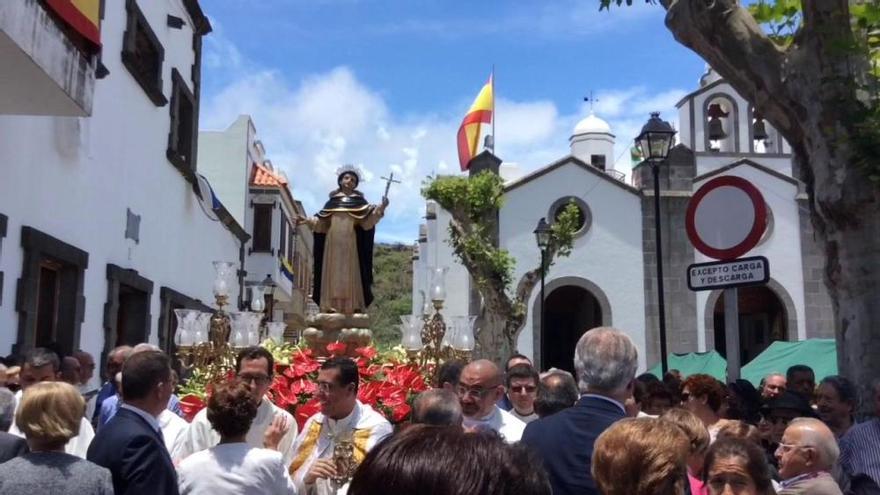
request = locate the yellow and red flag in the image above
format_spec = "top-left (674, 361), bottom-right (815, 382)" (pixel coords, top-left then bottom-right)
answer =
top-left (457, 73), bottom-right (494, 171)
top-left (45, 0), bottom-right (101, 49)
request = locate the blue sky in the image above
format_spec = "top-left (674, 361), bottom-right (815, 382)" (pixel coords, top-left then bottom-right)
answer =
top-left (199, 0), bottom-right (707, 242)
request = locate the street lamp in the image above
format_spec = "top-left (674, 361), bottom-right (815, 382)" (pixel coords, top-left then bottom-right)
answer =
top-left (635, 112), bottom-right (677, 375)
top-left (534, 217), bottom-right (551, 358)
top-left (260, 274), bottom-right (276, 323)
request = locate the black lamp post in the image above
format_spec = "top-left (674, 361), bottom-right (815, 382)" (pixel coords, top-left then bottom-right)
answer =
top-left (635, 112), bottom-right (677, 375)
top-left (534, 217), bottom-right (551, 357)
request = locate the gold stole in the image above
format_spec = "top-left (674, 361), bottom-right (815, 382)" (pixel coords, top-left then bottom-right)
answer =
top-left (289, 420), bottom-right (373, 475)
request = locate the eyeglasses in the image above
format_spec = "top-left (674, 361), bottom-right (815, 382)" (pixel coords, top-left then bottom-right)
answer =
top-left (238, 373), bottom-right (272, 386)
top-left (456, 385), bottom-right (496, 399)
top-left (776, 442), bottom-right (814, 455)
top-left (509, 385), bottom-right (537, 394)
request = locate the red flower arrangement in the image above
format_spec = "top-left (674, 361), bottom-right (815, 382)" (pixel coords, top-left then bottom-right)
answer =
top-left (178, 343), bottom-right (431, 429)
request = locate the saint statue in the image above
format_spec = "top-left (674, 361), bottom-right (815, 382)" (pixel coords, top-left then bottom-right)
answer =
top-left (297, 166), bottom-right (388, 315)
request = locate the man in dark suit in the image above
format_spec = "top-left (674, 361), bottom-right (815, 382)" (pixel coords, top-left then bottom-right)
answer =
top-left (521, 327), bottom-right (639, 495)
top-left (87, 350), bottom-right (178, 495)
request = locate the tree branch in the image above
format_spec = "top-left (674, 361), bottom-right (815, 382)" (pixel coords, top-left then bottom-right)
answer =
top-left (663, 0), bottom-right (802, 141)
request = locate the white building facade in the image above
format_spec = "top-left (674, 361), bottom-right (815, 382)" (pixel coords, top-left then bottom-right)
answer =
top-left (413, 69), bottom-right (833, 372)
top-left (0, 0), bottom-right (247, 369)
top-left (199, 116), bottom-right (315, 338)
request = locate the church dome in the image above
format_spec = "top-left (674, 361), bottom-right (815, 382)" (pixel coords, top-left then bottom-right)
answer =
top-left (573, 113), bottom-right (611, 135)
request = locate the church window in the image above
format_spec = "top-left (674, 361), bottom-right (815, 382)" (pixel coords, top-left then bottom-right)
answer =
top-left (167, 69), bottom-right (197, 178)
top-left (590, 155), bottom-right (606, 171)
top-left (122, 0), bottom-right (167, 106)
top-left (548, 196), bottom-right (592, 238)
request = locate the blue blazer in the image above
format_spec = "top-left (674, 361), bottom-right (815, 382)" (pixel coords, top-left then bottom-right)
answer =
top-left (86, 407), bottom-right (178, 495)
top-left (0, 432), bottom-right (28, 464)
top-left (521, 395), bottom-right (626, 495)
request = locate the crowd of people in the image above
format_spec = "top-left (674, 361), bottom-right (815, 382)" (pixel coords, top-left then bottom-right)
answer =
top-left (0, 328), bottom-right (878, 495)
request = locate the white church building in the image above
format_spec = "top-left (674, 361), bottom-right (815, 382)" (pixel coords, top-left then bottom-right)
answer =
top-left (413, 69), bottom-right (834, 372)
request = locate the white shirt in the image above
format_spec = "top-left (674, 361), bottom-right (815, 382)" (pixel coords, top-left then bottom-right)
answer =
top-left (462, 406), bottom-right (526, 443)
top-left (177, 442), bottom-right (297, 495)
top-left (120, 403), bottom-right (161, 432)
top-left (174, 398), bottom-right (298, 466)
top-left (159, 409), bottom-right (189, 459)
top-left (509, 408), bottom-right (539, 424)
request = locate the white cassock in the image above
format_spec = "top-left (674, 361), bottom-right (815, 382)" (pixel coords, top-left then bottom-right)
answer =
top-left (9, 391), bottom-right (94, 458)
top-left (159, 409), bottom-right (189, 460)
top-left (289, 400), bottom-right (392, 495)
top-left (461, 406), bottom-right (525, 443)
top-left (173, 397), bottom-right (298, 465)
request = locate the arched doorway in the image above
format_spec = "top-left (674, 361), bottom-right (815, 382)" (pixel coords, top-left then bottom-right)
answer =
top-left (541, 285), bottom-right (603, 373)
top-left (712, 285), bottom-right (788, 364)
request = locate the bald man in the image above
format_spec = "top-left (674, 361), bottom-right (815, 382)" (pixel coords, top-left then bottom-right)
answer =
top-left (456, 359), bottom-right (525, 443)
top-left (776, 418), bottom-right (843, 494)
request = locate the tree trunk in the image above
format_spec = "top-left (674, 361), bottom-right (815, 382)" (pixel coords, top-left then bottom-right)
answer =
top-left (660, 0), bottom-right (880, 414)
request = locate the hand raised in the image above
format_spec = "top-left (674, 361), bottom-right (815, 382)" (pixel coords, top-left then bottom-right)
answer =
top-left (304, 458), bottom-right (337, 485)
top-left (263, 413), bottom-right (290, 450)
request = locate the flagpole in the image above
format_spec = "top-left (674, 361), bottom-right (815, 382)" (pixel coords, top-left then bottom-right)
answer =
top-left (491, 64), bottom-right (496, 152)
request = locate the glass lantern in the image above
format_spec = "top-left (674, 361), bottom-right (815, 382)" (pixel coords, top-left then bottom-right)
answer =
top-left (212, 261), bottom-right (236, 298)
top-left (173, 309), bottom-right (200, 347)
top-left (453, 316), bottom-right (477, 351)
top-left (429, 267), bottom-right (448, 303)
top-left (266, 322), bottom-right (287, 342)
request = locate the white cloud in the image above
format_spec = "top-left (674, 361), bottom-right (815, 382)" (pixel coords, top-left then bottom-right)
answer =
top-left (200, 36), bottom-right (688, 243)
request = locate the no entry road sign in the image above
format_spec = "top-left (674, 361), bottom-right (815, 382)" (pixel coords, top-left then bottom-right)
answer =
top-left (687, 256), bottom-right (770, 291)
top-left (686, 176), bottom-right (767, 260)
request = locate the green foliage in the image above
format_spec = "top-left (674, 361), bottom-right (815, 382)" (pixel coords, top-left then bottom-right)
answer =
top-left (422, 171), bottom-right (505, 221)
top-left (748, 0), bottom-right (801, 44)
top-left (422, 173), bottom-right (579, 297)
top-left (548, 201), bottom-right (581, 264)
top-left (369, 244), bottom-right (413, 347)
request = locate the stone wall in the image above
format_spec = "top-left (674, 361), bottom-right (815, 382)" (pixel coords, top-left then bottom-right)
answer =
top-left (635, 145), bottom-right (699, 368)
top-left (797, 198), bottom-right (835, 338)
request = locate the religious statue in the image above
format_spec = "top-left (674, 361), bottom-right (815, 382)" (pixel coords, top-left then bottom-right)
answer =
top-left (296, 165), bottom-right (389, 315)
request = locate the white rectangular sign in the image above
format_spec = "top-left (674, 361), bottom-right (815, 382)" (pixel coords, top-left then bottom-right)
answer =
top-left (687, 256), bottom-right (770, 291)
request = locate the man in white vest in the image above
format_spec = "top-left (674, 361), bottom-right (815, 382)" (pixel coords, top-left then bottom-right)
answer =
top-left (289, 357), bottom-right (392, 495)
top-left (174, 346), bottom-right (297, 464)
top-left (458, 359), bottom-right (525, 442)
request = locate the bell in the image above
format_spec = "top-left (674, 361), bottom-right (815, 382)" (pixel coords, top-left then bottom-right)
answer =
top-left (708, 116), bottom-right (727, 140)
top-left (753, 118), bottom-right (769, 141)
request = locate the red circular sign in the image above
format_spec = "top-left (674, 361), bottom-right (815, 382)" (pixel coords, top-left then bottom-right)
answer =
top-left (685, 176), bottom-right (767, 260)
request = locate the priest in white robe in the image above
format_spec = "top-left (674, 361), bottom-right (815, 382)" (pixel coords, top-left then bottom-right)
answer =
top-left (173, 347), bottom-right (298, 464)
top-left (289, 357), bottom-right (392, 495)
top-left (458, 360), bottom-right (525, 443)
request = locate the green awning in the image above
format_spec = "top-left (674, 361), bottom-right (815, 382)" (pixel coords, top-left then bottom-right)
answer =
top-left (740, 339), bottom-right (837, 387)
top-left (648, 350), bottom-right (727, 381)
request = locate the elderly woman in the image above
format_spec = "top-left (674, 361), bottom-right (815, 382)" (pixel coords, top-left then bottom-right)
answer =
top-left (0, 382), bottom-right (112, 494)
top-left (592, 418), bottom-right (691, 495)
top-left (662, 408), bottom-right (712, 495)
top-left (682, 374), bottom-right (726, 440)
top-left (703, 437), bottom-right (776, 495)
top-left (177, 379), bottom-right (295, 494)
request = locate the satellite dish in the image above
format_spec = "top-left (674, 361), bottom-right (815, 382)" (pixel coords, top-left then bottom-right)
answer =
top-left (196, 174), bottom-right (220, 221)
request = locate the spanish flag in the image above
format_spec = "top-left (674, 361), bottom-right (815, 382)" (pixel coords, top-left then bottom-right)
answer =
top-left (457, 73), bottom-right (494, 171)
top-left (45, 0), bottom-right (101, 49)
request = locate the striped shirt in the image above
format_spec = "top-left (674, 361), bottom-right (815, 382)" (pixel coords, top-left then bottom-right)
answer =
top-left (838, 418), bottom-right (880, 486)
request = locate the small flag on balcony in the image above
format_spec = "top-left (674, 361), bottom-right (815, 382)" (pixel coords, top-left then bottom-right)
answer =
top-left (280, 257), bottom-right (295, 283)
top-left (45, 0), bottom-right (102, 49)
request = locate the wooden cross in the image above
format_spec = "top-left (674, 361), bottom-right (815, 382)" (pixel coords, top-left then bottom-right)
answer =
top-left (381, 172), bottom-right (401, 200)
top-left (584, 91), bottom-right (600, 112)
